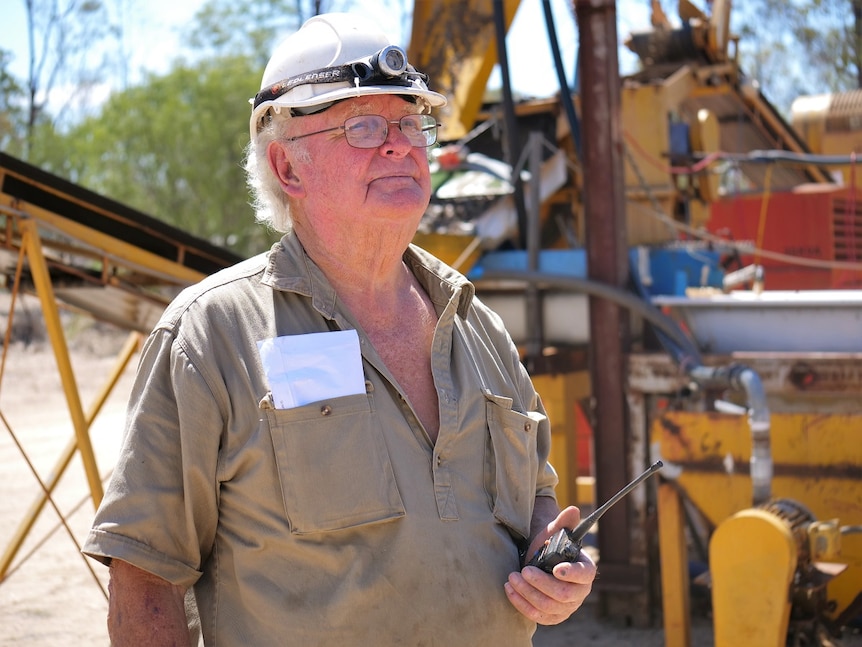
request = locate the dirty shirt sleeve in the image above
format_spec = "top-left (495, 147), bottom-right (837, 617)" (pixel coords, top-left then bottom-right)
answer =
top-left (82, 327), bottom-right (221, 589)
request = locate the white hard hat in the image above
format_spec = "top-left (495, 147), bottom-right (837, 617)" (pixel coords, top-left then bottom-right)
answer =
top-left (249, 13), bottom-right (447, 139)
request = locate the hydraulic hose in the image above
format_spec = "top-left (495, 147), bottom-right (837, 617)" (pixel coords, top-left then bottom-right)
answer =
top-left (478, 268), bottom-right (773, 504)
top-left (541, 0), bottom-right (582, 155)
top-left (492, 0), bottom-right (528, 248)
top-left (475, 269), bottom-right (703, 365)
top-left (710, 149), bottom-right (862, 166)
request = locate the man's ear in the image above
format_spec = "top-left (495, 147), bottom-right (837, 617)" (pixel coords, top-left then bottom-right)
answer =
top-left (266, 141), bottom-right (305, 197)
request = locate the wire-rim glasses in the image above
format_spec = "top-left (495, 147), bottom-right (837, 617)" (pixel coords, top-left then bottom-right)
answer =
top-left (283, 114), bottom-right (440, 149)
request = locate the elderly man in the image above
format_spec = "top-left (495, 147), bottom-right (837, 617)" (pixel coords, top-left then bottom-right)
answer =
top-left (83, 12), bottom-right (595, 646)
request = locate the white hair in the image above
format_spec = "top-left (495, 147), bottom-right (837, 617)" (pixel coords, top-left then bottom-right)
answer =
top-left (243, 110), bottom-right (297, 233)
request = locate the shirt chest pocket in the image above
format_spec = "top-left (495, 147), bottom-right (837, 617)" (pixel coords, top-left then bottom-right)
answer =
top-left (264, 392), bottom-right (405, 534)
top-left (483, 391), bottom-right (544, 541)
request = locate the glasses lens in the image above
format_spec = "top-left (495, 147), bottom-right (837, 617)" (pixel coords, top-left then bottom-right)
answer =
top-left (400, 115), bottom-right (438, 147)
top-left (342, 114), bottom-right (438, 148)
top-left (343, 115), bottom-right (388, 148)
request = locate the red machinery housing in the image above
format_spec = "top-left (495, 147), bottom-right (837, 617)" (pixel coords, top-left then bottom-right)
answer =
top-left (709, 184), bottom-right (862, 290)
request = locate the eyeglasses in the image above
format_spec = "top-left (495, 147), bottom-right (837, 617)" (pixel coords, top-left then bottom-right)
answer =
top-left (283, 114), bottom-right (440, 149)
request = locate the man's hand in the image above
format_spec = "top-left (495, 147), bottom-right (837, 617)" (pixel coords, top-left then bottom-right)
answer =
top-left (504, 505), bottom-right (597, 625)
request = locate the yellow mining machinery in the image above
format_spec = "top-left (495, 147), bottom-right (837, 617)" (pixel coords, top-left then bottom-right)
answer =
top-left (408, 1), bottom-right (862, 645)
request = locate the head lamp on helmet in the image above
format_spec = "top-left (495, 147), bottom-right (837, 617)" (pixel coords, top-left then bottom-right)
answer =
top-left (251, 45), bottom-right (427, 113)
top-left (249, 13), bottom-right (446, 140)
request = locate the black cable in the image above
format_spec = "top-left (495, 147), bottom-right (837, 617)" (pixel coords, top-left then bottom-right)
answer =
top-left (492, 0), bottom-right (529, 249)
top-left (542, 0), bottom-right (582, 156)
top-left (476, 269), bottom-right (703, 366)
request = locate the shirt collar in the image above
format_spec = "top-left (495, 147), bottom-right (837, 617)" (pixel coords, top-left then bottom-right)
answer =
top-left (261, 233), bottom-right (476, 319)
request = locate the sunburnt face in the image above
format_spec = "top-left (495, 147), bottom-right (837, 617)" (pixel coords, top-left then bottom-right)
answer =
top-left (272, 95), bottom-right (433, 249)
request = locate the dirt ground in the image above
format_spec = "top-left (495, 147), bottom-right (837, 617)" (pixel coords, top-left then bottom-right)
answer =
top-left (0, 303), bottom-right (852, 646)
top-left (0, 323), bottom-right (131, 646)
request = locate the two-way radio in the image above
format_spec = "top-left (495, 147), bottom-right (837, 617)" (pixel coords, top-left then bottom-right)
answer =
top-left (527, 460), bottom-right (664, 573)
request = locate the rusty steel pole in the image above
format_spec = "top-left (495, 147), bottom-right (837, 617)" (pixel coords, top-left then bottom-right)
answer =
top-left (573, 0), bottom-right (633, 594)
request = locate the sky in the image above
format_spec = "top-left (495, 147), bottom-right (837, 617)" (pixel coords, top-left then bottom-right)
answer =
top-left (3, 0), bottom-right (654, 111)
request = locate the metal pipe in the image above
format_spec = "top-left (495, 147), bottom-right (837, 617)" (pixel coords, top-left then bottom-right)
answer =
top-left (575, 0), bottom-right (631, 573)
top-left (525, 132), bottom-right (544, 366)
top-left (686, 363), bottom-right (772, 505)
top-left (722, 264), bottom-right (764, 292)
top-left (736, 366), bottom-right (772, 505)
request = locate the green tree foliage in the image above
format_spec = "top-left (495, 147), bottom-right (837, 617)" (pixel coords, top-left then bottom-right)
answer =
top-left (17, 0), bottom-right (334, 257)
top-left (0, 49), bottom-right (26, 153)
top-left (50, 54), bottom-right (280, 256)
top-left (730, 0), bottom-right (862, 113)
top-left (188, 0), bottom-right (302, 69)
top-left (21, 0), bottom-right (117, 151)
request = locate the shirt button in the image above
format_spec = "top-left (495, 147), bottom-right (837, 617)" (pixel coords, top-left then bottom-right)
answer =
top-left (320, 405), bottom-right (332, 416)
top-left (436, 455), bottom-right (442, 466)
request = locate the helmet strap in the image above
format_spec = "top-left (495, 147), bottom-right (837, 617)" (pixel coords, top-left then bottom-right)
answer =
top-left (253, 64), bottom-right (429, 111)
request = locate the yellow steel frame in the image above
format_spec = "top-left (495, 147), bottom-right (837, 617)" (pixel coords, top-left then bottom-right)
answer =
top-left (0, 220), bottom-right (145, 578)
top-left (532, 370), bottom-right (591, 510)
top-left (0, 151), bottom-right (233, 590)
top-left (0, 197), bottom-right (205, 287)
top-left (409, 0), bottom-right (520, 141)
top-left (653, 411), bottom-right (862, 646)
top-left (658, 480), bottom-right (691, 647)
top-left (0, 163), bottom-right (215, 581)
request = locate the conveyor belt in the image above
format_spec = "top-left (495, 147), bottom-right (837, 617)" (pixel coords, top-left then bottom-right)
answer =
top-left (0, 152), bottom-right (243, 332)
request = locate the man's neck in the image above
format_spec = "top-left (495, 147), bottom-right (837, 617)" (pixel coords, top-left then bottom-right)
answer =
top-left (296, 228), bottom-right (411, 303)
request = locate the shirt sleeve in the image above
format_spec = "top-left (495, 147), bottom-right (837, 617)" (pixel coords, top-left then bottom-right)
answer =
top-left (82, 327), bottom-right (222, 588)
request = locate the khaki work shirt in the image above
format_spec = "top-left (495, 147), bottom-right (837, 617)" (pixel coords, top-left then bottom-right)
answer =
top-left (84, 233), bottom-right (558, 646)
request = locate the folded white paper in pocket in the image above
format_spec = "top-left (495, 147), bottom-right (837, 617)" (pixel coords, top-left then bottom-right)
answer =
top-left (257, 330), bottom-right (365, 409)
